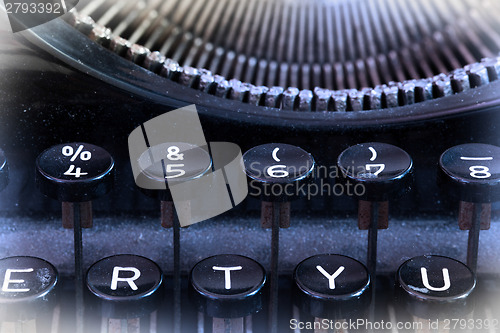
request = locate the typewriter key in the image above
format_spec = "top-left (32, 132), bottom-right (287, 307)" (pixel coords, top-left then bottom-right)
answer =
top-left (35, 142), bottom-right (114, 333)
top-left (136, 142), bottom-right (212, 228)
top-left (0, 149), bottom-right (8, 193)
top-left (189, 254), bottom-right (266, 332)
top-left (0, 256), bottom-right (58, 331)
top-left (243, 143), bottom-right (315, 228)
top-left (439, 143), bottom-right (500, 272)
top-left (86, 255), bottom-right (162, 332)
top-left (337, 143), bottom-right (413, 275)
top-left (293, 254), bottom-right (371, 320)
top-left (86, 255), bottom-right (163, 319)
top-left (243, 143), bottom-right (314, 333)
top-left (35, 142), bottom-right (115, 228)
top-left (396, 255), bottom-right (475, 323)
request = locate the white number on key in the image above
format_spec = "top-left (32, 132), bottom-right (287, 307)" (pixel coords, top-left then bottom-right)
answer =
top-left (63, 165), bottom-right (88, 178)
top-left (165, 164), bottom-right (186, 179)
top-left (469, 165), bottom-right (491, 179)
top-left (365, 163), bottom-right (385, 176)
top-left (267, 165), bottom-right (289, 178)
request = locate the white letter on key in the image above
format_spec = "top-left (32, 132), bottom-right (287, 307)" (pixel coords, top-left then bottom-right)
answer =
top-left (212, 266), bottom-right (242, 289)
top-left (2, 268), bottom-right (34, 292)
top-left (316, 265), bottom-right (345, 290)
top-left (111, 267), bottom-right (141, 291)
top-left (421, 267), bottom-right (451, 292)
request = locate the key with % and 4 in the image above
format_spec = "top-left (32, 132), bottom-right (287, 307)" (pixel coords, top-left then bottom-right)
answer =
top-left (36, 142), bottom-right (114, 201)
top-left (36, 142), bottom-right (115, 226)
top-left (62, 145), bottom-right (92, 178)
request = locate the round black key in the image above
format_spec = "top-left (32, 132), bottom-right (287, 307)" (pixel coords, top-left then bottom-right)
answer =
top-left (136, 142), bottom-right (212, 200)
top-left (86, 255), bottom-right (163, 318)
top-left (396, 255), bottom-right (475, 319)
top-left (189, 254), bottom-right (266, 318)
top-left (243, 143), bottom-right (315, 201)
top-left (337, 142), bottom-right (413, 200)
top-left (439, 143), bottom-right (500, 202)
top-left (0, 149), bottom-right (8, 192)
top-left (294, 254), bottom-right (371, 319)
top-left (0, 256), bottom-right (58, 316)
top-left (36, 143), bottom-right (114, 202)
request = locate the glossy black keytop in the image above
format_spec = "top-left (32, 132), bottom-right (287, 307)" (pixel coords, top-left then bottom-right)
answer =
top-left (396, 255), bottom-right (475, 319)
top-left (136, 142), bottom-right (212, 196)
top-left (439, 143), bottom-right (500, 202)
top-left (189, 254), bottom-right (266, 318)
top-left (135, 142), bottom-right (212, 228)
top-left (243, 143), bottom-right (315, 201)
top-left (243, 142), bottom-right (315, 228)
top-left (337, 142), bottom-right (413, 201)
top-left (36, 142), bottom-right (114, 202)
top-left (0, 256), bottom-right (58, 314)
top-left (294, 254), bottom-right (371, 319)
top-left (86, 254), bottom-right (163, 318)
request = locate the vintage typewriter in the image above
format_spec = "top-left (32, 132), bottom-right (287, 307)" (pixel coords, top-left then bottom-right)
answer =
top-left (1, 0), bottom-right (500, 332)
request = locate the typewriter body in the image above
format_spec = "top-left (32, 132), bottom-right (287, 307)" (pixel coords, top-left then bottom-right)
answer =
top-left (0, 0), bottom-right (500, 332)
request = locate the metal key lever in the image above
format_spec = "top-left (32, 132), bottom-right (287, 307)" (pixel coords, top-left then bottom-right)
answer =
top-left (73, 204), bottom-right (84, 333)
top-left (269, 203), bottom-right (280, 333)
top-left (212, 317), bottom-right (249, 333)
